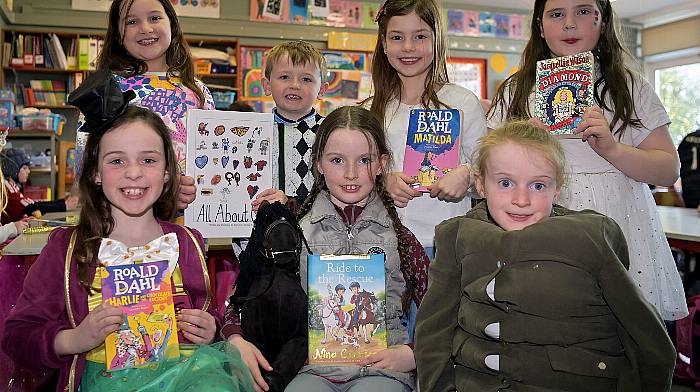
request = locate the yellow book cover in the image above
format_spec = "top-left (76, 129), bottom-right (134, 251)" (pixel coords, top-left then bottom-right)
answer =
top-left (101, 260), bottom-right (179, 370)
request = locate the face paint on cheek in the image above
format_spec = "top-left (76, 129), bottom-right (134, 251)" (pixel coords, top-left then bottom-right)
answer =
top-left (593, 10), bottom-right (600, 26)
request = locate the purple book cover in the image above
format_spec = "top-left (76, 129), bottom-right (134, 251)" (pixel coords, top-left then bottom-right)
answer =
top-left (403, 109), bottom-right (462, 192)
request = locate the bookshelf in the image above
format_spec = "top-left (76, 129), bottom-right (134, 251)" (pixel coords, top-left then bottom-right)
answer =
top-left (187, 36), bottom-right (239, 109)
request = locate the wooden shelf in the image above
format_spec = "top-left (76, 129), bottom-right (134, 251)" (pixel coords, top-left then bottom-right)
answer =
top-left (3, 66), bottom-right (84, 74)
top-left (29, 166), bottom-right (56, 174)
top-left (197, 73), bottom-right (238, 80)
top-left (7, 129), bottom-right (56, 137)
top-left (31, 104), bottom-right (77, 110)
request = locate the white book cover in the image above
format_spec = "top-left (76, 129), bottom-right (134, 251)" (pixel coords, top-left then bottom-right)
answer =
top-left (185, 109), bottom-right (274, 238)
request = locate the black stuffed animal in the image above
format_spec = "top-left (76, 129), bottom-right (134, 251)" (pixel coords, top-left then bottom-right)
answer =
top-left (230, 201), bottom-right (308, 392)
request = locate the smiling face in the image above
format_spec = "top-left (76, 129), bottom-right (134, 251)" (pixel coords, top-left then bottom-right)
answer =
top-left (120, 0), bottom-right (172, 72)
top-left (383, 11), bottom-right (435, 85)
top-left (541, 0), bottom-right (603, 57)
top-left (95, 120), bottom-right (169, 222)
top-left (317, 128), bottom-right (388, 208)
top-left (476, 142), bottom-right (561, 231)
top-left (263, 54), bottom-right (327, 121)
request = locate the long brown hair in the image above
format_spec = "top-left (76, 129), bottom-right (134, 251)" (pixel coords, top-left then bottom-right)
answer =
top-left (489, 0), bottom-right (641, 136)
top-left (96, 0), bottom-right (206, 108)
top-left (75, 106), bottom-right (180, 291)
top-left (297, 106), bottom-right (416, 312)
top-left (364, 0), bottom-right (450, 119)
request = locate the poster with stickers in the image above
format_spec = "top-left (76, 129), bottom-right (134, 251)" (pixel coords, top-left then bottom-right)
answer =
top-left (185, 110), bottom-right (274, 238)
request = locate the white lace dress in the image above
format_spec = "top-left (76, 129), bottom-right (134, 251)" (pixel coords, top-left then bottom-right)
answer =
top-left (488, 76), bottom-right (688, 320)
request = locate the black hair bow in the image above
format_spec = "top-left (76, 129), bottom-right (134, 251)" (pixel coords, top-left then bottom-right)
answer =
top-left (67, 69), bottom-right (136, 134)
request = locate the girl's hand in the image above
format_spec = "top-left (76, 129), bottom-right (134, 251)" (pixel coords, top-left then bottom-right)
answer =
top-left (384, 172), bottom-right (421, 208)
top-left (177, 308), bottom-right (216, 344)
top-left (574, 107), bottom-right (618, 157)
top-left (357, 344), bottom-right (415, 373)
top-left (428, 165), bottom-right (469, 201)
top-left (55, 303), bottom-right (123, 355)
top-left (177, 175), bottom-right (197, 210)
top-left (228, 334), bottom-right (273, 392)
top-left (251, 188), bottom-right (288, 212)
top-left (13, 217), bottom-right (32, 234)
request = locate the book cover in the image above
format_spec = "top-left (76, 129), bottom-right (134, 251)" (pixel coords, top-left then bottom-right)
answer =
top-left (535, 51), bottom-right (595, 136)
top-left (102, 260), bottom-right (179, 370)
top-left (403, 109), bottom-right (462, 192)
top-left (185, 109), bottom-right (274, 238)
top-left (289, 0), bottom-right (308, 24)
top-left (447, 10), bottom-right (464, 35)
top-left (307, 254), bottom-right (387, 365)
top-left (463, 11), bottom-right (480, 37)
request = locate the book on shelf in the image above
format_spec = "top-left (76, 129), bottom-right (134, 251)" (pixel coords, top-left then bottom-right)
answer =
top-left (535, 51), bottom-right (595, 136)
top-left (307, 253), bottom-right (387, 365)
top-left (403, 108), bottom-right (462, 192)
top-left (101, 260), bottom-right (180, 370)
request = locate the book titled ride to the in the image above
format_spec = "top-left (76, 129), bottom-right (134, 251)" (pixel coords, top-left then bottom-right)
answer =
top-left (535, 51), bottom-right (595, 136)
top-left (307, 254), bottom-right (387, 365)
top-left (403, 108), bottom-right (462, 192)
top-left (101, 260), bottom-right (179, 370)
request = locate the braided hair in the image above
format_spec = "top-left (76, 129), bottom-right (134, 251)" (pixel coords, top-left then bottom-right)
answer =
top-left (297, 106), bottom-right (416, 313)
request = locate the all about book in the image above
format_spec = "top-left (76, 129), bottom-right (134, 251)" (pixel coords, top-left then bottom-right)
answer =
top-left (101, 260), bottom-right (179, 370)
top-left (535, 51), bottom-right (595, 136)
top-left (307, 254), bottom-right (387, 365)
top-left (403, 109), bottom-right (462, 192)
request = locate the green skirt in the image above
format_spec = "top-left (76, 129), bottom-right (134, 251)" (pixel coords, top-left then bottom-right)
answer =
top-left (79, 342), bottom-right (253, 392)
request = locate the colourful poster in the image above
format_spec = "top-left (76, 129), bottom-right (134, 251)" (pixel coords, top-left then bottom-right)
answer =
top-left (494, 14), bottom-right (510, 38)
top-left (186, 110), bottom-right (274, 238)
top-left (361, 2), bottom-right (380, 28)
top-left (72, 0), bottom-right (219, 18)
top-left (250, 0), bottom-right (290, 22)
top-left (290, 0), bottom-right (308, 24)
top-left (344, 1), bottom-right (362, 28)
top-left (509, 14), bottom-right (524, 40)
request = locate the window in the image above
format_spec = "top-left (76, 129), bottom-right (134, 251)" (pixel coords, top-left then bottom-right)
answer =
top-left (655, 62), bottom-right (700, 145)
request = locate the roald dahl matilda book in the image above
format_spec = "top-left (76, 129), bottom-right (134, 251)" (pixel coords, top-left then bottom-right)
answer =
top-left (307, 254), bottom-right (387, 365)
top-left (535, 51), bottom-right (595, 136)
top-left (403, 108), bottom-right (462, 192)
top-left (101, 260), bottom-right (179, 370)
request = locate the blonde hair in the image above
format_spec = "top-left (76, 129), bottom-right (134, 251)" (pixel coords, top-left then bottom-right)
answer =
top-left (473, 121), bottom-right (567, 187)
top-left (263, 41), bottom-right (327, 81)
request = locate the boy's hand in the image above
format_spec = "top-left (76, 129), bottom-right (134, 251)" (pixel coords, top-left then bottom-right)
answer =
top-left (177, 308), bottom-right (216, 344)
top-left (428, 165), bottom-right (469, 201)
top-left (384, 172), bottom-right (421, 208)
top-left (228, 334), bottom-right (273, 392)
top-left (357, 344), bottom-right (415, 373)
top-left (251, 188), bottom-right (288, 211)
top-left (574, 106), bottom-right (618, 157)
top-left (177, 175), bottom-right (197, 210)
top-left (56, 303), bottom-right (123, 355)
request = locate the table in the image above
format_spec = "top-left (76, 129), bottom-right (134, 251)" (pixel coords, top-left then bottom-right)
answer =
top-left (657, 206), bottom-right (700, 252)
top-left (2, 211), bottom-right (74, 256)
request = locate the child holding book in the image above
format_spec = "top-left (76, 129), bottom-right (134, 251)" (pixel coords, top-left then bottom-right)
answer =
top-left (253, 40), bottom-right (329, 209)
top-left (364, 0), bottom-right (486, 255)
top-left (224, 106), bottom-right (430, 392)
top-left (415, 121), bottom-right (676, 391)
top-left (487, 0), bottom-right (686, 320)
top-left (1, 71), bottom-right (252, 392)
top-left (76, 0), bottom-right (216, 209)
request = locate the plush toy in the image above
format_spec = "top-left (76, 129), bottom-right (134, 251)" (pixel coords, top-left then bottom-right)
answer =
top-left (230, 201), bottom-right (309, 392)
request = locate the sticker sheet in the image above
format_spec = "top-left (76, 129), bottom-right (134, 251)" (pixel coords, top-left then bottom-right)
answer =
top-left (186, 109), bottom-right (274, 238)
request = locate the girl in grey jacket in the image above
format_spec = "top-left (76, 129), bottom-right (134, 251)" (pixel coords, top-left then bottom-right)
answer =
top-left (226, 106), bottom-right (429, 392)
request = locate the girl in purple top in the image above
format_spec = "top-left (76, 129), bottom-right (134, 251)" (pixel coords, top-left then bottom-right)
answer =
top-left (2, 72), bottom-right (252, 392)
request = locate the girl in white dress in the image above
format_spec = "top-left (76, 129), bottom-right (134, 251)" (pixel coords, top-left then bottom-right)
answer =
top-left (488, 0), bottom-right (687, 320)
